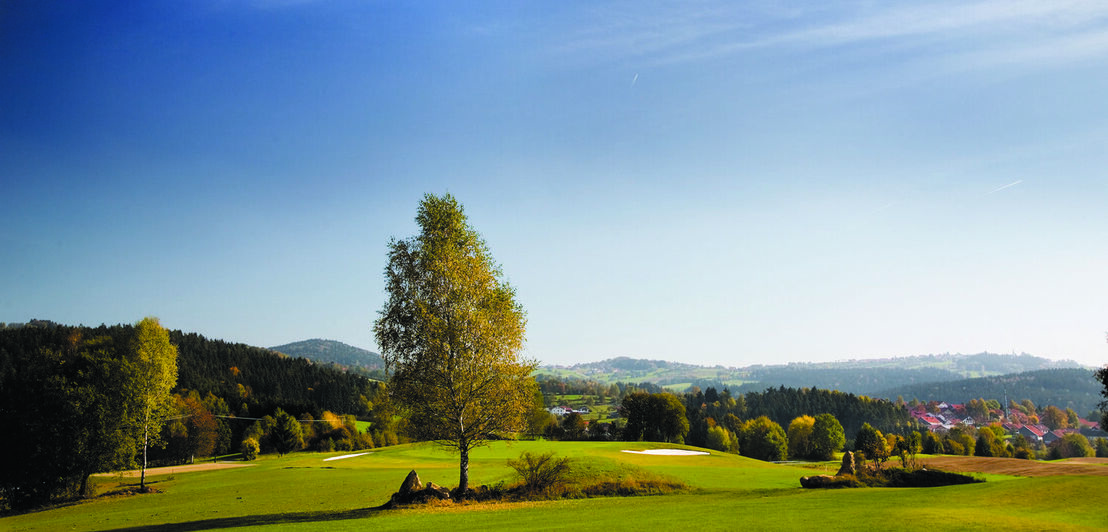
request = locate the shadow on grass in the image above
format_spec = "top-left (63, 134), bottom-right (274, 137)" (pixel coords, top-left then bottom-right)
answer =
top-left (103, 506), bottom-right (387, 531)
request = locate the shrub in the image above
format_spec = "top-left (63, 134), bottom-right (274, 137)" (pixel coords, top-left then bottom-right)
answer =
top-left (579, 476), bottom-right (686, 497)
top-left (706, 426), bottom-right (732, 452)
top-left (851, 467), bottom-right (982, 488)
top-left (240, 438), bottom-right (260, 461)
top-left (1047, 433), bottom-right (1094, 459)
top-left (508, 451), bottom-right (572, 494)
top-left (922, 432), bottom-right (943, 454)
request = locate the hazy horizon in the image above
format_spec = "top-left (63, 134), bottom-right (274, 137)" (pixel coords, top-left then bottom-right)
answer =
top-left (3, 2), bottom-right (1107, 368)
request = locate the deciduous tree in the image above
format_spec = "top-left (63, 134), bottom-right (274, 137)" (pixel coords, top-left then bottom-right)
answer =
top-left (738, 416), bottom-right (788, 462)
top-left (1041, 405), bottom-right (1069, 431)
top-left (706, 425), bottom-right (733, 452)
top-left (1048, 433), bottom-right (1094, 459)
top-left (787, 415), bottom-right (815, 459)
top-left (374, 193), bottom-right (535, 498)
top-left (561, 412), bottom-right (587, 440)
top-left (855, 423), bottom-right (887, 469)
top-left (810, 413), bottom-right (846, 461)
top-left (621, 392), bottom-right (689, 443)
top-left (129, 317), bottom-right (179, 490)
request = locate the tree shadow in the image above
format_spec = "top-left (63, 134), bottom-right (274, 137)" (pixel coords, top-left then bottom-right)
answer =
top-left (102, 506), bottom-right (387, 531)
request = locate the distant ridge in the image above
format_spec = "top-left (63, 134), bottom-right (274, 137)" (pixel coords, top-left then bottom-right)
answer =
top-left (875, 367), bottom-right (1103, 415)
top-left (269, 339), bottom-right (384, 373)
top-left (537, 352), bottom-right (1085, 396)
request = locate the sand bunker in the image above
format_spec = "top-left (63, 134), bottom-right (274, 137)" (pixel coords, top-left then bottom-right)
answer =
top-left (621, 449), bottom-right (709, 456)
top-left (323, 452), bottom-right (372, 462)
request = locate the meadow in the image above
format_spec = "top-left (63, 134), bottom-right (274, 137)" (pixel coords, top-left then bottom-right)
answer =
top-left (4, 441), bottom-right (1107, 531)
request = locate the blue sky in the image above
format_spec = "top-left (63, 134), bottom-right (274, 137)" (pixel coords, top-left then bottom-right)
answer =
top-left (2, 1), bottom-right (1107, 367)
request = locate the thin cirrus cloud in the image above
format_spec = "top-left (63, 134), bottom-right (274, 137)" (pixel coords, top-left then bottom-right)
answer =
top-left (552, 0), bottom-right (1108, 73)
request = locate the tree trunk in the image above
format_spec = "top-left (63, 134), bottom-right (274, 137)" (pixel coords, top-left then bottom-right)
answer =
top-left (140, 423), bottom-right (149, 490)
top-left (457, 446), bottom-right (469, 500)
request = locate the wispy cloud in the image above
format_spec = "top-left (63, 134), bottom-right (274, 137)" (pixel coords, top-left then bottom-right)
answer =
top-left (554, 0), bottom-right (1108, 74)
top-left (985, 180), bottom-right (1024, 195)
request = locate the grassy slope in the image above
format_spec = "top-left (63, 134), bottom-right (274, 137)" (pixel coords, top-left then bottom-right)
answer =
top-left (5, 442), bottom-right (1107, 531)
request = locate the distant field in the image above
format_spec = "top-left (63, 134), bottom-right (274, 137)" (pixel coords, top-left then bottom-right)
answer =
top-left (548, 394), bottom-right (618, 421)
top-left (5, 442), bottom-right (1107, 531)
top-left (920, 456), bottom-right (1108, 477)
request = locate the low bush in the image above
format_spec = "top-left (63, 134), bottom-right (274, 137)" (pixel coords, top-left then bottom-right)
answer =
top-left (579, 476), bottom-right (687, 497)
top-left (508, 451), bottom-right (573, 495)
top-left (799, 475), bottom-right (862, 489)
top-left (501, 452), bottom-right (686, 501)
top-left (856, 467), bottom-right (981, 488)
top-left (240, 438), bottom-right (260, 461)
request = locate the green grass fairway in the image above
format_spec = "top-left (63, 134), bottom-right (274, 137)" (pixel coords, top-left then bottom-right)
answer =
top-left (5, 442), bottom-right (1107, 531)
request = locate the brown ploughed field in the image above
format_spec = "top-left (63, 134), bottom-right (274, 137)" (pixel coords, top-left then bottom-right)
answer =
top-left (920, 456), bottom-right (1108, 477)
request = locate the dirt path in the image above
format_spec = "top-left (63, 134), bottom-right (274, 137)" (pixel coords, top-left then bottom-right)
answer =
top-left (920, 456), bottom-right (1108, 477)
top-left (93, 462), bottom-right (256, 478)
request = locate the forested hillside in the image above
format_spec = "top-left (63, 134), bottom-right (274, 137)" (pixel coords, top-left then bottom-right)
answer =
top-left (174, 332), bottom-right (377, 417)
top-left (728, 366), bottom-right (962, 396)
top-left (0, 321), bottom-right (377, 418)
top-left (269, 338), bottom-right (385, 379)
top-left (875, 368), bottom-right (1103, 416)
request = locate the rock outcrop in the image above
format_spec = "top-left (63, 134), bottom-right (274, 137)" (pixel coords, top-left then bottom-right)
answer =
top-left (799, 475), bottom-right (837, 489)
top-left (799, 451), bottom-right (858, 489)
top-left (836, 451), bottom-right (855, 476)
top-left (388, 470), bottom-right (452, 507)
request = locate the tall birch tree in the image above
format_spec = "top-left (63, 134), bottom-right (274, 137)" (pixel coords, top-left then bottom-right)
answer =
top-left (374, 193), bottom-right (534, 498)
top-left (130, 317), bottom-right (178, 490)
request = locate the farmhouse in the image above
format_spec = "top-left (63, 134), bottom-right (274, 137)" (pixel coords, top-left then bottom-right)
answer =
top-left (1017, 425), bottom-right (1046, 443)
top-left (1042, 429), bottom-right (1074, 445)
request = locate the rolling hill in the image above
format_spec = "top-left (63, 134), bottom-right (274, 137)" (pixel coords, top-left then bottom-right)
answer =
top-left (269, 338), bottom-right (384, 373)
top-left (538, 352), bottom-right (1086, 397)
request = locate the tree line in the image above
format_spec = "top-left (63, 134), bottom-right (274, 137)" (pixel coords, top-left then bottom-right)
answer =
top-left (879, 367), bottom-right (1103, 417)
top-left (0, 319), bottom-right (178, 508)
top-left (0, 320), bottom-right (396, 510)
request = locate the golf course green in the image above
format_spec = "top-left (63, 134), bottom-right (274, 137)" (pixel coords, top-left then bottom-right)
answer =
top-left (4, 441), bottom-right (1106, 531)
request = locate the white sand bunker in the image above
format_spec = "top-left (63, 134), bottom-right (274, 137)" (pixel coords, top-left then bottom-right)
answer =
top-left (621, 449), bottom-right (709, 456)
top-left (323, 452), bottom-right (372, 462)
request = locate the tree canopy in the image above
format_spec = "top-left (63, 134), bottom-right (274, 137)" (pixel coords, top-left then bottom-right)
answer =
top-left (621, 392), bottom-right (690, 443)
top-left (810, 413), bottom-right (846, 461)
top-left (855, 423), bottom-right (888, 468)
top-left (787, 415), bottom-right (816, 460)
top-left (374, 193), bottom-right (535, 497)
top-left (0, 319), bottom-right (179, 508)
top-left (130, 317), bottom-right (179, 489)
top-left (738, 416), bottom-right (788, 462)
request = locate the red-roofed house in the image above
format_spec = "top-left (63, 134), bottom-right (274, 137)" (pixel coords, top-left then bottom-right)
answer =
top-left (1019, 425), bottom-right (1046, 442)
top-left (1043, 429), bottom-right (1076, 445)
